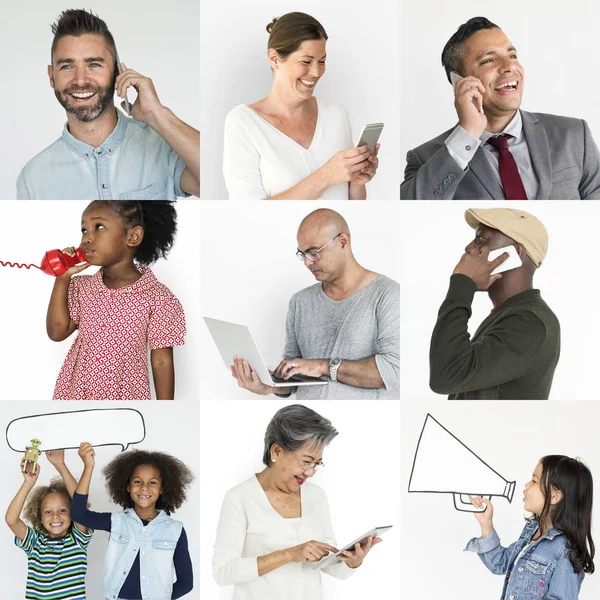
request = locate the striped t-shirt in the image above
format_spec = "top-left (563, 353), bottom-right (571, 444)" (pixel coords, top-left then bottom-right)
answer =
top-left (15, 525), bottom-right (93, 600)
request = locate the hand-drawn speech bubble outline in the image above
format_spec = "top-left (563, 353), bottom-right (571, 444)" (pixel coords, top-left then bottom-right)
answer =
top-left (6, 408), bottom-right (146, 453)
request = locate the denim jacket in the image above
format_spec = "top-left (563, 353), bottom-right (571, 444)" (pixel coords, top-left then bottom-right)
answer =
top-left (465, 519), bottom-right (584, 599)
top-left (103, 508), bottom-right (183, 600)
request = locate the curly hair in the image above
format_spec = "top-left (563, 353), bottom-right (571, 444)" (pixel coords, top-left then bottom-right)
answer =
top-left (90, 201), bottom-right (178, 265)
top-left (102, 449), bottom-right (193, 515)
top-left (23, 478), bottom-right (71, 535)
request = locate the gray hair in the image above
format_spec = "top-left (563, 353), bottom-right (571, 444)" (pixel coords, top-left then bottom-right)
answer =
top-left (263, 404), bottom-right (338, 466)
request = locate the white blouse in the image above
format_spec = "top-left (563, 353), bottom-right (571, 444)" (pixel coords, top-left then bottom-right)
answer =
top-left (223, 98), bottom-right (353, 200)
top-left (212, 475), bottom-right (353, 600)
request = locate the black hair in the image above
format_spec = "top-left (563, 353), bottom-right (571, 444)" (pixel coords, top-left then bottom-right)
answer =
top-left (441, 17), bottom-right (500, 82)
top-left (537, 455), bottom-right (595, 574)
top-left (102, 449), bottom-right (194, 515)
top-left (92, 201), bottom-right (178, 265)
top-left (50, 9), bottom-right (117, 66)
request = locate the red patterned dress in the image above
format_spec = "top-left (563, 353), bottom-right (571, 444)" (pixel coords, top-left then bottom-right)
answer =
top-left (53, 265), bottom-right (186, 400)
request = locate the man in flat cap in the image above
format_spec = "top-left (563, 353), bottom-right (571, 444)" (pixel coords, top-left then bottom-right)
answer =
top-left (429, 208), bottom-right (560, 399)
top-left (401, 16), bottom-right (600, 200)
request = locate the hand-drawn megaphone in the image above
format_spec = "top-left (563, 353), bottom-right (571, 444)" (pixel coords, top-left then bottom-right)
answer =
top-left (408, 414), bottom-right (515, 513)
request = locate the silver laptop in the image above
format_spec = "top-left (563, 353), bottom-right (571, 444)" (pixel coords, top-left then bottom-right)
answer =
top-left (204, 317), bottom-right (327, 387)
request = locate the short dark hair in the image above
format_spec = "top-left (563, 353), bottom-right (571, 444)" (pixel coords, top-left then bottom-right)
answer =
top-left (89, 201), bottom-right (178, 265)
top-left (262, 404), bottom-right (338, 466)
top-left (102, 449), bottom-right (194, 515)
top-left (50, 9), bottom-right (117, 65)
top-left (266, 12), bottom-right (327, 59)
top-left (441, 17), bottom-right (500, 83)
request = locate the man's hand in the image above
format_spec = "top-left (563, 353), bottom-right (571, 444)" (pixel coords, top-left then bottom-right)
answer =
top-left (45, 449), bottom-right (65, 467)
top-left (115, 63), bottom-right (163, 125)
top-left (454, 76), bottom-right (488, 139)
top-left (231, 356), bottom-right (279, 396)
top-left (453, 245), bottom-right (508, 291)
top-left (273, 358), bottom-right (328, 380)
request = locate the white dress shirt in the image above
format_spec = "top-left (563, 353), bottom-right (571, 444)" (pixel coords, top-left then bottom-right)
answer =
top-left (444, 110), bottom-right (539, 199)
top-left (212, 475), bottom-right (353, 600)
top-left (223, 98), bottom-right (353, 200)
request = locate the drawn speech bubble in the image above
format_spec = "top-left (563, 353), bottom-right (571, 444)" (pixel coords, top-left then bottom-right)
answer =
top-left (6, 409), bottom-right (145, 453)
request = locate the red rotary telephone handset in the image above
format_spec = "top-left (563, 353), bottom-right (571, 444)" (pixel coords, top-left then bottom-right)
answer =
top-left (39, 248), bottom-right (88, 276)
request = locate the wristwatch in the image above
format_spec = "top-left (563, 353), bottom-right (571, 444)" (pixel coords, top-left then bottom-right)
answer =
top-left (329, 358), bottom-right (342, 381)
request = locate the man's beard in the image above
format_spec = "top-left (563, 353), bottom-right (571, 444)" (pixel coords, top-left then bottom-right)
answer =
top-left (54, 82), bottom-right (115, 122)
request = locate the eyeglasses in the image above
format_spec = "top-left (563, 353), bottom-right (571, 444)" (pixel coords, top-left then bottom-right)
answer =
top-left (296, 233), bottom-right (342, 262)
top-left (298, 458), bottom-right (325, 472)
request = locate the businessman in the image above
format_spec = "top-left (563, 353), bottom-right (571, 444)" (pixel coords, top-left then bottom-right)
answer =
top-left (401, 17), bottom-right (600, 200)
top-left (230, 208), bottom-right (400, 400)
top-left (429, 208), bottom-right (560, 399)
top-left (17, 9), bottom-right (200, 199)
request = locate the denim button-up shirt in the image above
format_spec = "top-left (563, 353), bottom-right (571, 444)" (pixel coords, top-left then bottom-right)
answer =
top-left (17, 110), bottom-right (189, 200)
top-left (465, 519), bottom-right (584, 599)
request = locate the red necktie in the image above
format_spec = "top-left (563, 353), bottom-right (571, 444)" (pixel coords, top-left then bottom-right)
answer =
top-left (486, 134), bottom-right (528, 200)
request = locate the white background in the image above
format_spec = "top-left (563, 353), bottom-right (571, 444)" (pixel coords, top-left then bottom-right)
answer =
top-left (401, 401), bottom-right (600, 600)
top-left (200, 0), bottom-right (400, 200)
top-left (400, 0), bottom-right (600, 171)
top-left (0, 0), bottom-right (200, 200)
top-left (199, 400), bottom-right (401, 599)
top-left (0, 201), bottom-right (200, 400)
top-left (0, 401), bottom-right (199, 600)
top-left (400, 201), bottom-right (600, 401)
top-left (199, 202), bottom-right (401, 399)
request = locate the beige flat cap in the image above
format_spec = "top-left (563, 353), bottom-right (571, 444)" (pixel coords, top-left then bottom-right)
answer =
top-left (465, 208), bottom-right (548, 267)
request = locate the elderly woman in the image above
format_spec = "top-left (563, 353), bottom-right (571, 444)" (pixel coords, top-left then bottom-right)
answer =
top-left (212, 404), bottom-right (381, 599)
top-left (223, 12), bottom-right (379, 200)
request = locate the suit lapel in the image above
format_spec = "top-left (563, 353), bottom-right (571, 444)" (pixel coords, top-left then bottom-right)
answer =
top-left (467, 148), bottom-right (505, 199)
top-left (521, 110), bottom-right (552, 199)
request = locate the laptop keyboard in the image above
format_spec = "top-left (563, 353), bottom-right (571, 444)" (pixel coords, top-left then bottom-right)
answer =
top-left (269, 371), bottom-right (304, 384)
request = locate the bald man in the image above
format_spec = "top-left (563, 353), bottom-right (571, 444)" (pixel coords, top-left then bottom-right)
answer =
top-left (231, 209), bottom-right (399, 399)
top-left (429, 208), bottom-right (560, 400)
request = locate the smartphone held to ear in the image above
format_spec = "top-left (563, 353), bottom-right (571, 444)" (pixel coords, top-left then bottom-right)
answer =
top-left (450, 71), bottom-right (484, 114)
top-left (488, 245), bottom-right (522, 276)
top-left (355, 123), bottom-right (384, 152)
top-left (115, 53), bottom-right (131, 117)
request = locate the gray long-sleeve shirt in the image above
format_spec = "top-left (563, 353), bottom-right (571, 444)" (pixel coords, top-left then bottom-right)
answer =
top-left (283, 274), bottom-right (399, 399)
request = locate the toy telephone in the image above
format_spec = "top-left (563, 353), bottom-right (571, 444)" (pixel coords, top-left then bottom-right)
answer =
top-left (1, 247), bottom-right (88, 277)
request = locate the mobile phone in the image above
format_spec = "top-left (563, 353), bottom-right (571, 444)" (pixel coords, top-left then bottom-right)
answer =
top-left (450, 71), bottom-right (483, 114)
top-left (355, 123), bottom-right (384, 153)
top-left (116, 53), bottom-right (131, 116)
top-left (488, 245), bottom-right (522, 275)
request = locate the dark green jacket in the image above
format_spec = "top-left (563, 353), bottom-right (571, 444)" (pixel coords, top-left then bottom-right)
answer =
top-left (429, 274), bottom-right (560, 399)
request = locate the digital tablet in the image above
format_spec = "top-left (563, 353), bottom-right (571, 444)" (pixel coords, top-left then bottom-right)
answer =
top-left (312, 525), bottom-right (393, 570)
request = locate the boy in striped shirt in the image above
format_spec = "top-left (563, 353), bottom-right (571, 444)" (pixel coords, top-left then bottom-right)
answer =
top-left (5, 449), bottom-right (92, 599)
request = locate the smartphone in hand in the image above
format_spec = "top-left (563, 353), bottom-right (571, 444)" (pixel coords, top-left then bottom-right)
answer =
top-left (450, 71), bottom-right (483, 114)
top-left (355, 123), bottom-right (384, 153)
top-left (116, 53), bottom-right (131, 116)
top-left (489, 245), bottom-right (522, 275)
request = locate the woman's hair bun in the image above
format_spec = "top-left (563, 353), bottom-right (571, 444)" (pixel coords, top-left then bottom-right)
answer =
top-left (266, 16), bottom-right (278, 34)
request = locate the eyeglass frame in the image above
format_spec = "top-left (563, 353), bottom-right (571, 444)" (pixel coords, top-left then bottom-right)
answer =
top-left (297, 457), bottom-right (325, 472)
top-left (296, 233), bottom-right (343, 262)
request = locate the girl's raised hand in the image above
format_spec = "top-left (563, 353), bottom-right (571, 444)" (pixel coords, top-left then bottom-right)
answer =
top-left (468, 495), bottom-right (494, 533)
top-left (45, 449), bottom-right (65, 466)
top-left (77, 442), bottom-right (95, 468)
top-left (21, 457), bottom-right (40, 486)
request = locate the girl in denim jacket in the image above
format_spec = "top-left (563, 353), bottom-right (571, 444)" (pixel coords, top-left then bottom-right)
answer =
top-left (71, 442), bottom-right (195, 600)
top-left (466, 455), bottom-right (594, 600)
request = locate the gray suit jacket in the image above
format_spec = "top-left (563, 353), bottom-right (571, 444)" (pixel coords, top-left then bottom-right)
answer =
top-left (400, 110), bottom-right (600, 199)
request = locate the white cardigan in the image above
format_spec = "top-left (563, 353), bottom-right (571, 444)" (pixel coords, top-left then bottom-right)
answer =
top-left (223, 98), bottom-right (353, 200)
top-left (212, 475), bottom-right (353, 600)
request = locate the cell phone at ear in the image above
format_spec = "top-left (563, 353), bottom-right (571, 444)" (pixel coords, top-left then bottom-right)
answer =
top-left (40, 248), bottom-right (88, 277)
top-left (450, 71), bottom-right (483, 113)
top-left (116, 53), bottom-right (131, 116)
top-left (488, 245), bottom-right (522, 275)
top-left (355, 123), bottom-right (384, 152)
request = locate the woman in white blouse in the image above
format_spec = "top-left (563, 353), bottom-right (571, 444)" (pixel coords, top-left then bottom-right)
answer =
top-left (212, 404), bottom-right (381, 599)
top-left (223, 12), bottom-right (380, 200)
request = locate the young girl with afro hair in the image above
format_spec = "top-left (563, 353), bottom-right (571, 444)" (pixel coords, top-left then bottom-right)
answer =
top-left (5, 449), bottom-right (92, 599)
top-left (71, 442), bottom-right (194, 600)
top-left (47, 200), bottom-right (185, 400)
